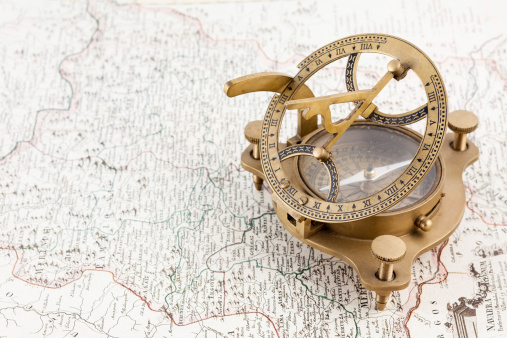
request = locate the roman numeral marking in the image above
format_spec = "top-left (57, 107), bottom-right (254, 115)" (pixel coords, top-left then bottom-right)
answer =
top-left (428, 91), bottom-right (436, 103)
top-left (287, 186), bottom-right (297, 196)
top-left (422, 143), bottom-right (430, 151)
top-left (279, 94), bottom-right (289, 104)
top-left (363, 200), bottom-right (371, 207)
top-left (407, 165), bottom-right (417, 176)
top-left (271, 119), bottom-right (278, 127)
top-left (313, 202), bottom-right (321, 209)
top-left (269, 143), bottom-right (276, 149)
top-left (386, 184), bottom-right (398, 196)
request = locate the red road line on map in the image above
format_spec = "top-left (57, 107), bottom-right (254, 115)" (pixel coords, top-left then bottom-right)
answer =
top-left (0, 247), bottom-right (280, 337)
top-left (403, 240), bottom-right (449, 337)
top-left (465, 185), bottom-right (506, 226)
top-left (164, 309), bottom-right (281, 337)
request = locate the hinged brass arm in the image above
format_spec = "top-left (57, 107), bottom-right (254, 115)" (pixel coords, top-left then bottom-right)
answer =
top-left (224, 72), bottom-right (319, 139)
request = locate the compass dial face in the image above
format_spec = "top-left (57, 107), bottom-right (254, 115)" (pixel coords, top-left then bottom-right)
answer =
top-left (299, 124), bottom-right (440, 212)
top-left (260, 34), bottom-right (448, 222)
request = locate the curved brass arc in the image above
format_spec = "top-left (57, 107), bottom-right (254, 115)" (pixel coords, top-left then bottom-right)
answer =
top-left (278, 144), bottom-right (339, 202)
top-left (345, 53), bottom-right (428, 124)
top-left (345, 53), bottom-right (361, 95)
top-left (371, 104), bottom-right (428, 125)
top-left (223, 72), bottom-right (320, 138)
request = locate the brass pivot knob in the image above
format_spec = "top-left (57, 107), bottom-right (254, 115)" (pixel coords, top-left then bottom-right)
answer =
top-left (415, 215), bottom-right (433, 232)
top-left (371, 235), bottom-right (406, 310)
top-left (312, 146), bottom-right (330, 162)
top-left (447, 110), bottom-right (478, 151)
top-left (244, 120), bottom-right (264, 190)
top-left (387, 59), bottom-right (406, 79)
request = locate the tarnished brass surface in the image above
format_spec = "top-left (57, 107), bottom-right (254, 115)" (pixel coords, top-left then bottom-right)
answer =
top-left (225, 34), bottom-right (480, 311)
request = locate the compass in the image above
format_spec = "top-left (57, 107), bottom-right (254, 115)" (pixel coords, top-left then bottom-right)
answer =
top-left (224, 34), bottom-right (479, 310)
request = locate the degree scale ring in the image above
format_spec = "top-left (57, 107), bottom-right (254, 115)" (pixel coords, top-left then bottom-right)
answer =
top-left (260, 34), bottom-right (447, 223)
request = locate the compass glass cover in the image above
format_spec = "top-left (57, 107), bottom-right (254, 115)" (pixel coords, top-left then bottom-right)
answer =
top-left (299, 124), bottom-right (439, 211)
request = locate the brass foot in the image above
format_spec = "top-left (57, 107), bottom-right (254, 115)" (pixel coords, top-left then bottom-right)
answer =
top-left (253, 175), bottom-right (263, 190)
top-left (371, 235), bottom-right (407, 311)
top-left (376, 293), bottom-right (390, 311)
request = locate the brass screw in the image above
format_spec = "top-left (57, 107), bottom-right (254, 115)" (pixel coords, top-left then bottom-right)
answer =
top-left (415, 215), bottom-right (433, 232)
top-left (371, 235), bottom-right (407, 310)
top-left (244, 120), bottom-right (264, 190)
top-left (299, 196), bottom-right (308, 205)
top-left (447, 110), bottom-right (478, 151)
top-left (280, 179), bottom-right (290, 190)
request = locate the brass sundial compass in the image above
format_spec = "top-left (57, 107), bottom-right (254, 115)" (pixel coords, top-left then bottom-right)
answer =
top-left (224, 34), bottom-right (479, 310)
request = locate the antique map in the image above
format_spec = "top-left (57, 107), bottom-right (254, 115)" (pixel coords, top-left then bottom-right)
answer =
top-left (0, 0), bottom-right (506, 337)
